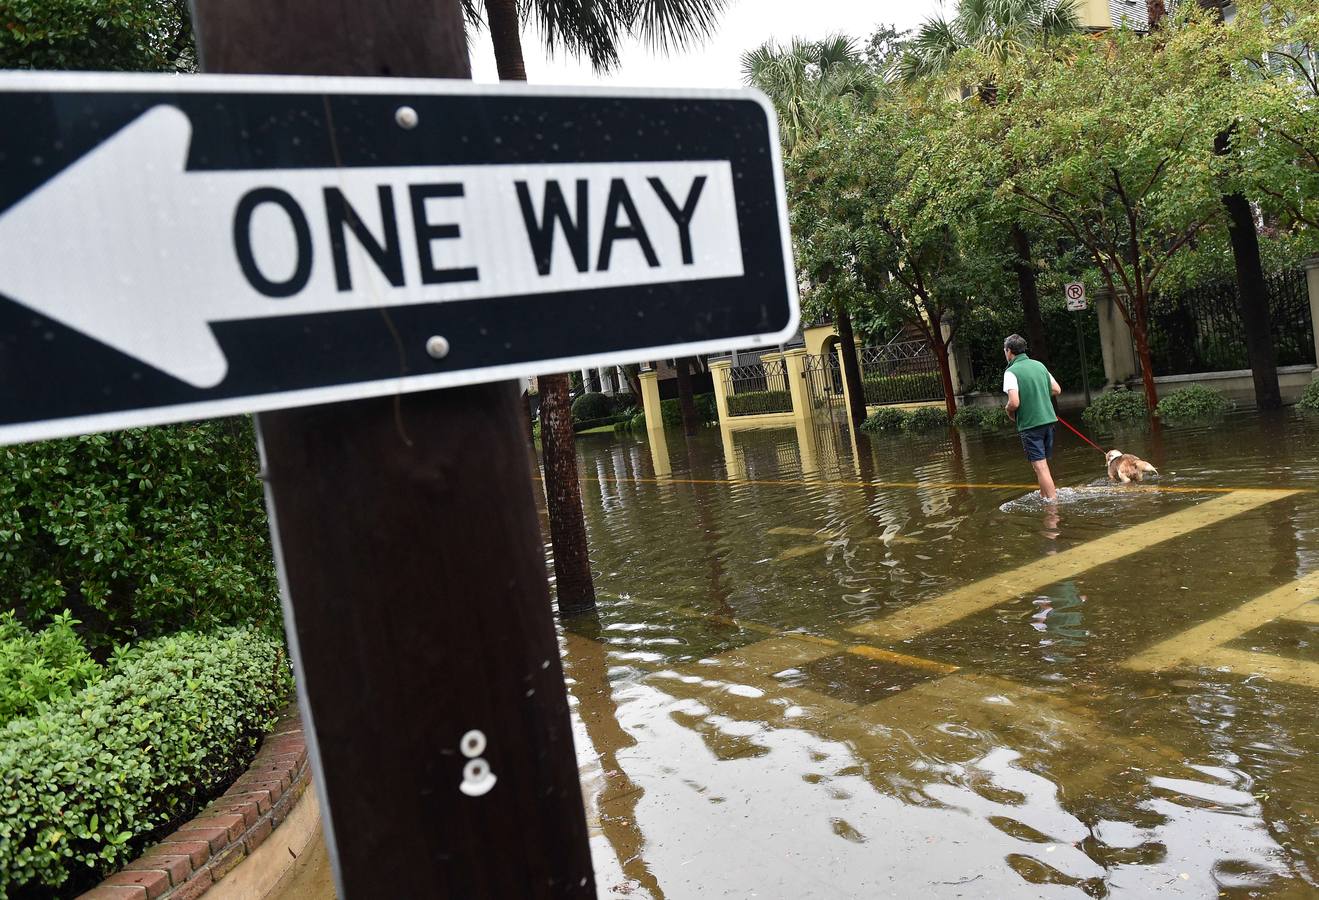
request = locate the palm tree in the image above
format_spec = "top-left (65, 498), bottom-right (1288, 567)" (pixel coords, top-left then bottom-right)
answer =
top-left (469, 0), bottom-right (728, 618)
top-left (898, 0), bottom-right (1081, 370)
top-left (742, 35), bottom-right (874, 428)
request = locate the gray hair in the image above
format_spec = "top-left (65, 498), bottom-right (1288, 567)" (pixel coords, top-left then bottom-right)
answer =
top-left (1003, 334), bottom-right (1028, 355)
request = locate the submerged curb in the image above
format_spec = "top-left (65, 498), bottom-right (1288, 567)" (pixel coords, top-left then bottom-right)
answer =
top-left (79, 703), bottom-right (309, 900)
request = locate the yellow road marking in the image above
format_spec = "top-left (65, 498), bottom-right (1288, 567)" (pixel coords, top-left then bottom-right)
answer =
top-left (846, 643), bottom-right (959, 674)
top-left (1125, 570), bottom-right (1319, 673)
top-left (1201, 648), bottom-right (1319, 691)
top-left (851, 490), bottom-right (1299, 642)
top-left (568, 473), bottom-right (1309, 495)
top-left (1281, 602), bottom-right (1319, 625)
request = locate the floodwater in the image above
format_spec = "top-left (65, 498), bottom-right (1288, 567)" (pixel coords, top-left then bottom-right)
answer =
top-left (552, 410), bottom-right (1319, 898)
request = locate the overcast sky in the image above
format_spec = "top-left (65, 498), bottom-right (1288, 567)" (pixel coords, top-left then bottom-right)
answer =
top-left (468, 0), bottom-right (946, 88)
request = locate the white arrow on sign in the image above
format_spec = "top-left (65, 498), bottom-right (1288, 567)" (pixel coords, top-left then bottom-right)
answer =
top-left (0, 105), bottom-right (743, 388)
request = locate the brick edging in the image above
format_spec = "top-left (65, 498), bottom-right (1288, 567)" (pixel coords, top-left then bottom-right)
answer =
top-left (80, 702), bottom-right (309, 900)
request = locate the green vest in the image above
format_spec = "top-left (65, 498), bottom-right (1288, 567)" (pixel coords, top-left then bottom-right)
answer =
top-left (1007, 354), bottom-right (1057, 432)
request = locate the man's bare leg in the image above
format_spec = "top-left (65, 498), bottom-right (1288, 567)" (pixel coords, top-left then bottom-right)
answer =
top-left (1032, 459), bottom-right (1057, 502)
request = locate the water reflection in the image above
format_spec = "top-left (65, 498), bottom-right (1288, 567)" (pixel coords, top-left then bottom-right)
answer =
top-left (559, 411), bottom-right (1319, 896)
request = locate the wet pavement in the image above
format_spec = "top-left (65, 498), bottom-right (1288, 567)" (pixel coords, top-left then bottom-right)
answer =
top-left (554, 410), bottom-right (1319, 898)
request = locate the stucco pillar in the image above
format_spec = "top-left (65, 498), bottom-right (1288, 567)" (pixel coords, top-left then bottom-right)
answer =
top-left (639, 366), bottom-right (664, 433)
top-left (709, 357), bottom-right (732, 425)
top-left (615, 366), bottom-right (631, 394)
top-left (783, 348), bottom-right (814, 426)
top-left (1095, 287), bottom-right (1139, 387)
top-left (1305, 258), bottom-right (1319, 380)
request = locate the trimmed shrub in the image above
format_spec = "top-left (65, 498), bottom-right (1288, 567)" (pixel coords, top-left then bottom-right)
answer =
top-left (1155, 385), bottom-right (1234, 421)
top-left (570, 392), bottom-right (614, 422)
top-left (861, 371), bottom-right (943, 404)
top-left (861, 407), bottom-right (908, 433)
top-left (661, 394), bottom-right (719, 426)
top-left (726, 391), bottom-right (792, 417)
top-left (0, 626), bottom-right (291, 896)
top-left (953, 405), bottom-right (1013, 431)
top-left (1082, 389), bottom-right (1147, 428)
top-left (573, 414), bottom-right (627, 433)
top-left (1296, 380), bottom-right (1319, 413)
top-left (0, 421), bottom-right (277, 646)
top-left (0, 611), bottom-right (101, 723)
top-left (902, 405), bottom-right (951, 433)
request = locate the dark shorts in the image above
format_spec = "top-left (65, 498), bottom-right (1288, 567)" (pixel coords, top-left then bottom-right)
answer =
top-left (1019, 423), bottom-right (1055, 462)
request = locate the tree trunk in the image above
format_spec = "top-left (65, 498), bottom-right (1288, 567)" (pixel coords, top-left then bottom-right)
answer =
top-left (484, 0), bottom-right (526, 80)
top-left (1130, 317), bottom-right (1161, 414)
top-left (486, 0), bottom-right (595, 616)
top-left (1011, 223), bottom-right (1049, 366)
top-left (835, 300), bottom-right (867, 428)
top-left (623, 364), bottom-right (643, 404)
top-left (1216, 132), bottom-right (1281, 410)
top-left (1146, 0), bottom-right (1167, 29)
top-left (539, 373), bottom-right (597, 616)
top-left (675, 356), bottom-right (700, 436)
top-left (933, 338), bottom-right (959, 420)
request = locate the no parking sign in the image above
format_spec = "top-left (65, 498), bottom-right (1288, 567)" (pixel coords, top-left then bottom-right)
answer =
top-left (1065, 282), bottom-right (1087, 311)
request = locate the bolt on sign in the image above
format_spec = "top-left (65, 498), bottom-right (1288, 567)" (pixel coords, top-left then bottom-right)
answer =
top-left (0, 73), bottom-right (798, 445)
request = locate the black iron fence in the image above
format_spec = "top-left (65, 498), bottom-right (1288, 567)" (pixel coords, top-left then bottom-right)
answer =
top-left (858, 341), bottom-right (943, 405)
top-left (722, 360), bottom-right (793, 416)
top-left (1144, 269), bottom-right (1314, 376)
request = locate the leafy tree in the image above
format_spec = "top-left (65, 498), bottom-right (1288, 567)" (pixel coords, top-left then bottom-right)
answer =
top-left (0, 0), bottom-right (195, 71)
top-left (991, 29), bottom-right (1231, 411)
top-left (896, 0), bottom-right (1081, 369)
top-left (790, 94), bottom-right (1007, 419)
top-left (742, 34), bottom-right (878, 427)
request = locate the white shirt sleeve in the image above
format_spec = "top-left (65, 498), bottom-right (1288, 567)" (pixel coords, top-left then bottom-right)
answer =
top-left (1002, 370), bottom-right (1018, 394)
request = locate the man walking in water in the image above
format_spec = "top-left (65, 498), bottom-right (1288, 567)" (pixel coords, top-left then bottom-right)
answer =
top-left (1003, 334), bottom-right (1062, 501)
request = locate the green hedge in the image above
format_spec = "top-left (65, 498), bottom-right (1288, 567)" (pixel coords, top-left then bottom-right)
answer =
top-left (861, 371), bottom-right (942, 404)
top-left (902, 406), bottom-right (950, 432)
top-left (1299, 380), bottom-right (1319, 413)
top-left (0, 626), bottom-right (291, 896)
top-left (953, 404), bottom-right (1013, 431)
top-left (573, 414), bottom-right (628, 433)
top-left (1082, 389), bottom-right (1148, 428)
top-left (0, 611), bottom-right (101, 723)
top-left (570, 392), bottom-right (615, 422)
top-left (1155, 385), bottom-right (1234, 421)
top-left (0, 421), bottom-right (278, 646)
top-left (660, 394), bottom-right (718, 426)
top-left (726, 390), bottom-right (792, 417)
top-left (861, 407), bottom-right (908, 433)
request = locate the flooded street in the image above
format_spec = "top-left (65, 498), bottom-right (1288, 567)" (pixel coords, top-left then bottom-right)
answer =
top-left (550, 411), bottom-right (1319, 898)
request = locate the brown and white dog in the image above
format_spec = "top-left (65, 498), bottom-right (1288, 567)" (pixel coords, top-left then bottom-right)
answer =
top-left (1106, 449), bottom-right (1158, 483)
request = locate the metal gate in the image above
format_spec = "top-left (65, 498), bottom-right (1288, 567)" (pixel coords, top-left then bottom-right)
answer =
top-left (803, 352), bottom-right (847, 420)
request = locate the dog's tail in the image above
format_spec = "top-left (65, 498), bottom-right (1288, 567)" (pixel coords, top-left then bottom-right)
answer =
top-left (1139, 461), bottom-right (1159, 477)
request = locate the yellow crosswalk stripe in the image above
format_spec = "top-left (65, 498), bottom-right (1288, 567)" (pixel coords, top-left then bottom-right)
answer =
top-left (850, 490), bottom-right (1298, 642)
top-left (1125, 569), bottom-right (1319, 674)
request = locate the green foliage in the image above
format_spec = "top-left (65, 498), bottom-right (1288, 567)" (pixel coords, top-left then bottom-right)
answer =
top-left (901, 405), bottom-right (950, 432)
top-left (0, 421), bottom-right (278, 646)
top-left (0, 626), bottom-right (290, 895)
top-left (725, 391), bottom-right (793, 417)
top-left (0, 0), bottom-right (196, 71)
top-left (953, 404), bottom-right (1012, 430)
top-left (659, 394), bottom-right (718, 426)
top-left (861, 407), bottom-right (908, 433)
top-left (0, 611), bottom-right (101, 723)
top-left (861, 371), bottom-right (943, 403)
top-left (1155, 385), bottom-right (1235, 420)
top-left (1298, 380), bottom-right (1319, 413)
top-left (1082, 389), bottom-right (1148, 428)
top-left (570, 392), bottom-right (615, 422)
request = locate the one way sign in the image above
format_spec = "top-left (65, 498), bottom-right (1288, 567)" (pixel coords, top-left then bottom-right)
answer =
top-left (0, 73), bottom-right (797, 444)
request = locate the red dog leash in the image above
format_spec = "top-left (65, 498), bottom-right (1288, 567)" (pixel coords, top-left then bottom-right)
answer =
top-left (1056, 415), bottom-right (1106, 454)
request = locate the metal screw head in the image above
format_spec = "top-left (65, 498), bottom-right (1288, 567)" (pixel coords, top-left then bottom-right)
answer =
top-left (426, 335), bottom-right (450, 359)
top-left (395, 106), bottom-right (419, 129)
